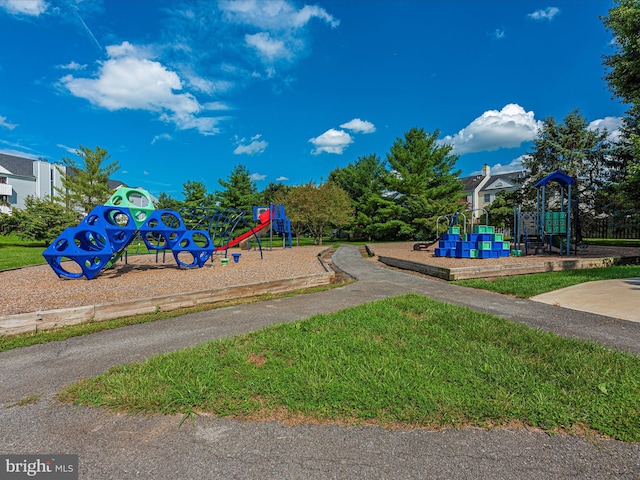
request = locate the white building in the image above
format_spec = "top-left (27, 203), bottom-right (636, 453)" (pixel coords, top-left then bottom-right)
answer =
top-left (460, 164), bottom-right (526, 221)
top-left (0, 153), bottom-right (67, 214)
top-left (0, 153), bottom-right (147, 217)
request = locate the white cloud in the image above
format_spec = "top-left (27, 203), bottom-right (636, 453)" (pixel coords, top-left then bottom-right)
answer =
top-left (309, 128), bottom-right (353, 155)
top-left (219, 0), bottom-right (338, 69)
top-left (57, 61), bottom-right (87, 71)
top-left (188, 76), bottom-right (234, 96)
top-left (487, 156), bottom-right (529, 175)
top-left (234, 134), bottom-right (268, 155)
top-left (219, 0), bottom-right (339, 30)
top-left (588, 116), bottom-right (623, 142)
top-left (276, 176), bottom-right (289, 181)
top-left (105, 41), bottom-right (147, 59)
top-left (293, 5), bottom-right (339, 29)
top-left (203, 101), bottom-right (232, 111)
top-left (245, 32), bottom-right (291, 61)
top-left (527, 7), bottom-right (560, 21)
top-left (151, 133), bottom-right (172, 145)
top-left (156, 0), bottom-right (337, 107)
top-left (250, 172), bottom-right (266, 181)
top-left (0, 115), bottom-right (17, 130)
top-left (61, 42), bottom-right (223, 135)
top-left (492, 28), bottom-right (506, 40)
top-left (56, 144), bottom-right (78, 154)
top-left (442, 104), bottom-right (542, 155)
top-left (0, 0), bottom-right (47, 16)
top-left (340, 118), bottom-right (376, 134)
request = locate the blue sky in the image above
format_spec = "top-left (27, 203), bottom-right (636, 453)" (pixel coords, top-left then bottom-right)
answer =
top-left (0, 0), bottom-right (627, 200)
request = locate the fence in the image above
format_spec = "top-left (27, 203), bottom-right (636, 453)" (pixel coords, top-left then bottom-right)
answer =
top-left (581, 216), bottom-right (640, 239)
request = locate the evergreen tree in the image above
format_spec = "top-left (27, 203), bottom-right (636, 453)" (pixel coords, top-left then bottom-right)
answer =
top-left (329, 154), bottom-right (395, 240)
top-left (383, 127), bottom-right (463, 240)
top-left (214, 164), bottom-right (260, 215)
top-left (182, 181), bottom-right (214, 210)
top-left (599, 109), bottom-right (640, 215)
top-left (485, 191), bottom-right (517, 229)
top-left (155, 192), bottom-right (183, 211)
top-left (56, 145), bottom-right (119, 213)
top-left (522, 111), bottom-right (612, 217)
top-left (260, 181), bottom-right (290, 205)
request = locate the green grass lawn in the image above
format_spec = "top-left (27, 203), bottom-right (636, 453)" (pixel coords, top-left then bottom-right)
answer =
top-left (584, 238), bottom-right (640, 248)
top-left (59, 294), bottom-right (640, 441)
top-left (453, 264), bottom-right (640, 298)
top-left (0, 234), bottom-right (47, 270)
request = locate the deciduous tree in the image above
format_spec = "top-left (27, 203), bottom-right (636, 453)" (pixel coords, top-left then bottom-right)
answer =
top-left (602, 0), bottom-right (640, 212)
top-left (275, 181), bottom-right (354, 245)
top-left (1, 196), bottom-right (80, 242)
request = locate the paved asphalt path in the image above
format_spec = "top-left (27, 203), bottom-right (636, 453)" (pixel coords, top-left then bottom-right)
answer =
top-left (1, 245), bottom-right (639, 479)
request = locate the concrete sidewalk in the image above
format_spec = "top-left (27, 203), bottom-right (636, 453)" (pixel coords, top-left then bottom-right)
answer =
top-left (1, 245), bottom-right (639, 479)
top-left (531, 277), bottom-right (640, 323)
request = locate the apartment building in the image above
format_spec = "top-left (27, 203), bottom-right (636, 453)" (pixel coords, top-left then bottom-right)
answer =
top-left (460, 164), bottom-right (526, 220)
top-left (0, 152), bottom-right (128, 214)
top-left (0, 153), bottom-right (67, 214)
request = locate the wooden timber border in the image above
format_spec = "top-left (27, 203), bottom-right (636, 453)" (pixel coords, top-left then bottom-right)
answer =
top-left (0, 253), bottom-right (335, 337)
top-left (378, 255), bottom-right (640, 281)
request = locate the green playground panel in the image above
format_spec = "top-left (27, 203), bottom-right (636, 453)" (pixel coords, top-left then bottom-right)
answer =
top-left (479, 241), bottom-right (492, 250)
top-left (474, 225), bottom-right (495, 234)
top-left (105, 186), bottom-right (155, 228)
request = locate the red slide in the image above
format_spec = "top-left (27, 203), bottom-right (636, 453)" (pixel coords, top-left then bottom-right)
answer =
top-left (215, 208), bottom-right (271, 251)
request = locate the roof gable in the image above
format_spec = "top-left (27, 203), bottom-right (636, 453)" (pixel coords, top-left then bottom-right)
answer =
top-left (484, 177), bottom-right (517, 190)
top-left (0, 153), bottom-right (36, 178)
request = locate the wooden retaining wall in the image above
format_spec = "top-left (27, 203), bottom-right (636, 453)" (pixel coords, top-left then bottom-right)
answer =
top-left (0, 271), bottom-right (334, 337)
top-left (378, 255), bottom-right (640, 281)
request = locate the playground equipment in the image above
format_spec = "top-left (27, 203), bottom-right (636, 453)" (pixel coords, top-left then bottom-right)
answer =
top-left (43, 187), bottom-right (214, 279)
top-left (434, 220), bottom-right (510, 259)
top-left (177, 203), bottom-right (291, 254)
top-left (250, 204), bottom-right (292, 250)
top-left (42, 186), bottom-right (292, 280)
top-left (513, 170), bottom-right (576, 256)
top-left (414, 211), bottom-right (509, 259)
top-left (413, 212), bottom-right (469, 251)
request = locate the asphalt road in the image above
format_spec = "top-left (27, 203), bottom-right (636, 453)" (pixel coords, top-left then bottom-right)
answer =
top-left (1, 245), bottom-right (639, 479)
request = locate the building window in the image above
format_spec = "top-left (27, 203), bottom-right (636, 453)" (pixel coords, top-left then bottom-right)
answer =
top-left (484, 193), bottom-right (491, 203)
top-left (0, 176), bottom-right (6, 184)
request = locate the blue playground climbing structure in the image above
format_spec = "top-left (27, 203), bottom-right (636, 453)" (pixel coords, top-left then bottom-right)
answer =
top-left (433, 212), bottom-right (511, 259)
top-left (42, 186), bottom-right (292, 280)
